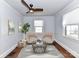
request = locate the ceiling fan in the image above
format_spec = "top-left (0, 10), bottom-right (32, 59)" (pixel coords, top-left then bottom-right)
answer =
top-left (21, 0), bottom-right (43, 13)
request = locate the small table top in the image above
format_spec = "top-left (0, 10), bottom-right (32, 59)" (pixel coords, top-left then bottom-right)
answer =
top-left (32, 41), bottom-right (47, 53)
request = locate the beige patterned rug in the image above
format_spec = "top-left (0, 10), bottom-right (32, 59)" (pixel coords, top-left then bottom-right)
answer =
top-left (18, 45), bottom-right (64, 58)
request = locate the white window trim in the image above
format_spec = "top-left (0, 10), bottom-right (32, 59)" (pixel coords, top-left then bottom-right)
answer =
top-left (34, 20), bottom-right (44, 33)
top-left (63, 24), bottom-right (79, 40)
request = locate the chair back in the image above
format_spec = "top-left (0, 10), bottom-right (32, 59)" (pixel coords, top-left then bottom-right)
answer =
top-left (43, 32), bottom-right (53, 44)
top-left (26, 32), bottom-right (37, 44)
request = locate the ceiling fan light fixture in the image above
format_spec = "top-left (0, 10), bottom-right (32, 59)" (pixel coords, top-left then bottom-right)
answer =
top-left (21, 0), bottom-right (43, 13)
top-left (30, 10), bottom-right (33, 13)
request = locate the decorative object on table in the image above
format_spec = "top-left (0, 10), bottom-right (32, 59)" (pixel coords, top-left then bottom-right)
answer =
top-left (21, 23), bottom-right (30, 40)
top-left (36, 39), bottom-right (43, 45)
top-left (37, 40), bottom-right (41, 43)
top-left (8, 20), bottom-right (15, 35)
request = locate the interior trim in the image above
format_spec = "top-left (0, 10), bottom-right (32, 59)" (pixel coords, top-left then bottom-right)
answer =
top-left (0, 44), bottom-right (17, 58)
top-left (55, 39), bottom-right (79, 57)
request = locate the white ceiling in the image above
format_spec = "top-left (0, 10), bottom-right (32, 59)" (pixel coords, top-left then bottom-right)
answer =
top-left (5, 0), bottom-right (73, 16)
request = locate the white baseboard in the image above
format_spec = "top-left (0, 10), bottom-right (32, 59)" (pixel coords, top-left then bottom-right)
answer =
top-left (55, 39), bottom-right (79, 58)
top-left (0, 44), bottom-right (17, 58)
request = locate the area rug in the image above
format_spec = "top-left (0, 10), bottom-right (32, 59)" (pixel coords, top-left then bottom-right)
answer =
top-left (17, 45), bottom-right (64, 58)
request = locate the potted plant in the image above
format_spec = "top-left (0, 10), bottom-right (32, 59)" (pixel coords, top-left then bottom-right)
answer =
top-left (21, 23), bottom-right (30, 40)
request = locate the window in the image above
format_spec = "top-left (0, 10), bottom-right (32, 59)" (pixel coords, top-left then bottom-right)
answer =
top-left (65, 25), bottom-right (78, 40)
top-left (34, 20), bottom-right (43, 33)
top-left (63, 8), bottom-right (79, 40)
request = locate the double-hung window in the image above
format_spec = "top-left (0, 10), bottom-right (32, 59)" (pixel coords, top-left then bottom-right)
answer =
top-left (63, 8), bottom-right (79, 40)
top-left (65, 24), bottom-right (78, 40)
top-left (34, 20), bottom-right (43, 33)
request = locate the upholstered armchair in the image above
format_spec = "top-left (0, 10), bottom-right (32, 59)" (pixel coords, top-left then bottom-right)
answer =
top-left (43, 32), bottom-right (54, 45)
top-left (26, 32), bottom-right (37, 45)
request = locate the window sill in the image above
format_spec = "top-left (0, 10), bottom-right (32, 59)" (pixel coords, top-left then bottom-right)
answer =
top-left (63, 35), bottom-right (79, 40)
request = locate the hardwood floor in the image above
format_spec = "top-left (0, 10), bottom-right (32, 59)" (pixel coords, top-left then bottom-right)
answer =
top-left (6, 41), bottom-right (75, 58)
top-left (5, 47), bottom-right (22, 58)
top-left (53, 41), bottom-right (75, 58)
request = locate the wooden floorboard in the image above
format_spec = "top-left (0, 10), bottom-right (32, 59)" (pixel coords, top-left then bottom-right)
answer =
top-left (5, 47), bottom-right (22, 58)
top-left (53, 41), bottom-right (75, 58)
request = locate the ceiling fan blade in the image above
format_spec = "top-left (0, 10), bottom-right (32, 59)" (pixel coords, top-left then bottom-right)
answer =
top-left (32, 8), bottom-right (43, 11)
top-left (21, 0), bottom-right (31, 9)
top-left (21, 0), bottom-right (43, 13)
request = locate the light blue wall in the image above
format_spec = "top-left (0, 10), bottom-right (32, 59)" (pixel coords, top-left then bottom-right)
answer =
top-left (23, 16), bottom-right (55, 33)
top-left (0, 0), bottom-right (23, 57)
top-left (55, 0), bottom-right (79, 57)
